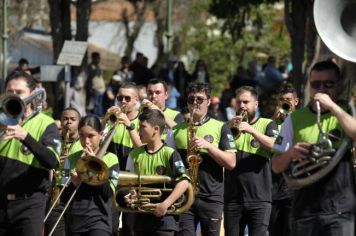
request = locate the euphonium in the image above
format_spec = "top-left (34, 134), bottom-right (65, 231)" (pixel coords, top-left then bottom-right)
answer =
top-left (76, 110), bottom-right (120, 186)
top-left (230, 110), bottom-right (248, 139)
top-left (113, 171), bottom-right (194, 215)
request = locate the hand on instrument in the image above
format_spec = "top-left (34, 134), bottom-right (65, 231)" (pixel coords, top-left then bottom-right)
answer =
top-left (116, 113), bottom-right (131, 127)
top-left (289, 142), bottom-right (312, 163)
top-left (124, 189), bottom-right (137, 205)
top-left (313, 93), bottom-right (335, 111)
top-left (151, 201), bottom-right (170, 217)
top-left (70, 171), bottom-right (81, 186)
top-left (238, 122), bottom-right (255, 135)
top-left (83, 145), bottom-right (95, 157)
top-left (191, 136), bottom-right (212, 151)
top-left (4, 125), bottom-right (28, 140)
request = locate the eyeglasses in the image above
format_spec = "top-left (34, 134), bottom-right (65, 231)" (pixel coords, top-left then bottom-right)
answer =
top-left (187, 96), bottom-right (208, 105)
top-left (310, 80), bottom-right (336, 89)
top-left (116, 95), bottom-right (131, 102)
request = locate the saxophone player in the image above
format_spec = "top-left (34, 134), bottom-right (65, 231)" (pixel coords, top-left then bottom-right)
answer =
top-left (167, 82), bottom-right (237, 236)
top-left (224, 86), bottom-right (277, 236)
top-left (272, 61), bottom-right (356, 236)
top-left (45, 107), bottom-right (82, 236)
top-left (0, 71), bottom-right (60, 236)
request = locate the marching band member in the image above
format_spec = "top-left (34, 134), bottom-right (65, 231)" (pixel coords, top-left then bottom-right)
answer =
top-left (0, 71), bottom-right (60, 236)
top-left (45, 107), bottom-right (82, 236)
top-left (61, 115), bottom-right (119, 236)
top-left (168, 82), bottom-right (236, 236)
top-left (272, 61), bottom-right (356, 236)
top-left (123, 109), bottom-right (190, 236)
top-left (224, 86), bottom-right (277, 236)
top-left (269, 84), bottom-right (298, 236)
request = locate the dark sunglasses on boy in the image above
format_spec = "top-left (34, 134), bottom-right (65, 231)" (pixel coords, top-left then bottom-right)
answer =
top-left (116, 95), bottom-right (131, 102)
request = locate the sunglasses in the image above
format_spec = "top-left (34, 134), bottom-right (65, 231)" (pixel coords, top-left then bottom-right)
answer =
top-left (116, 95), bottom-right (131, 102)
top-left (310, 80), bottom-right (336, 89)
top-left (187, 96), bottom-right (208, 105)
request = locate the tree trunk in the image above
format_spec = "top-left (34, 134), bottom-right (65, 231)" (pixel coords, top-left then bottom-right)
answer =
top-left (284, 0), bottom-right (311, 101)
top-left (75, 0), bottom-right (91, 68)
top-left (48, 0), bottom-right (71, 63)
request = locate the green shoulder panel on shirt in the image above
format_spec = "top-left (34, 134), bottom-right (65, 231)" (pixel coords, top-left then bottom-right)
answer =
top-left (164, 107), bottom-right (180, 121)
top-left (291, 105), bottom-right (345, 148)
top-left (173, 119), bottom-right (223, 154)
top-left (0, 113), bottom-right (58, 170)
top-left (235, 117), bottom-right (273, 159)
top-left (69, 140), bottom-right (83, 155)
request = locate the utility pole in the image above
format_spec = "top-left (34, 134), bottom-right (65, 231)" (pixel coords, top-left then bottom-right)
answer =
top-left (2, 0), bottom-right (8, 91)
top-left (166, 0), bottom-right (173, 54)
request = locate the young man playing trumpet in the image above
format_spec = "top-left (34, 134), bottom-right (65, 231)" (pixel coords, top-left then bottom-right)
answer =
top-left (272, 61), bottom-right (356, 236)
top-left (168, 82), bottom-right (237, 236)
top-left (107, 82), bottom-right (142, 236)
top-left (0, 71), bottom-right (60, 236)
top-left (224, 86), bottom-right (277, 236)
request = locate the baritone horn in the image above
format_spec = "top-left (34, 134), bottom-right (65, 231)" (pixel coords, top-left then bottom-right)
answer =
top-left (230, 110), bottom-right (248, 139)
top-left (113, 171), bottom-right (194, 215)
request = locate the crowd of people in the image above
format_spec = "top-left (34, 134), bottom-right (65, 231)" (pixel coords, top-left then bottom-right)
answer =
top-left (0, 55), bottom-right (355, 236)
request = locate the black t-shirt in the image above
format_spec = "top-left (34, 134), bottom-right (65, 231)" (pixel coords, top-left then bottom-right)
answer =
top-left (225, 118), bottom-right (276, 203)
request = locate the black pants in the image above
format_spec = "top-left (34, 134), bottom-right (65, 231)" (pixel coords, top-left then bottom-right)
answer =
top-left (71, 229), bottom-right (112, 236)
top-left (224, 202), bottom-right (271, 236)
top-left (0, 192), bottom-right (47, 236)
top-left (135, 230), bottom-right (175, 236)
top-left (178, 198), bottom-right (223, 236)
top-left (45, 202), bottom-right (67, 236)
top-left (269, 198), bottom-right (292, 236)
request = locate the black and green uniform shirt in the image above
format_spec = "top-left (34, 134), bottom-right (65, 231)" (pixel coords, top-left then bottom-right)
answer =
top-left (225, 117), bottom-right (277, 203)
top-left (108, 114), bottom-right (139, 171)
top-left (0, 112), bottom-right (60, 195)
top-left (171, 116), bottom-right (237, 203)
top-left (126, 143), bottom-right (189, 232)
top-left (274, 103), bottom-right (356, 217)
top-left (62, 150), bottom-right (119, 233)
top-left (163, 107), bottom-right (185, 124)
top-left (271, 118), bottom-right (292, 201)
top-left (56, 138), bottom-right (83, 187)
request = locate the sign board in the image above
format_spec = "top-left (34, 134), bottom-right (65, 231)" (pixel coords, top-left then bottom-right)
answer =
top-left (57, 41), bottom-right (88, 66)
top-left (40, 65), bottom-right (65, 82)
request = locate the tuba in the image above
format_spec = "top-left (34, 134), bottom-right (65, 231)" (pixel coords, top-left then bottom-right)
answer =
top-left (113, 171), bottom-right (194, 215)
top-left (283, 101), bottom-right (354, 189)
top-left (230, 110), bottom-right (248, 139)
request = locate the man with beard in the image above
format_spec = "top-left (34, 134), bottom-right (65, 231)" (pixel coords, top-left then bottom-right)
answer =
top-left (168, 82), bottom-right (237, 236)
top-left (224, 86), bottom-right (277, 236)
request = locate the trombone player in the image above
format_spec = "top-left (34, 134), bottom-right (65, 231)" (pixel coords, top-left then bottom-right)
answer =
top-left (0, 71), bottom-right (60, 236)
top-left (272, 61), bottom-right (356, 236)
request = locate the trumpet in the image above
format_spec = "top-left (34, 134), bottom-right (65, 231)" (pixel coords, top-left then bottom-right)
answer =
top-left (113, 171), bottom-right (194, 215)
top-left (277, 100), bottom-right (294, 116)
top-left (230, 110), bottom-right (248, 139)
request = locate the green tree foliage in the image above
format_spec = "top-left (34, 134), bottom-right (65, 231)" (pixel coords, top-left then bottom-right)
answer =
top-left (177, 1), bottom-right (290, 95)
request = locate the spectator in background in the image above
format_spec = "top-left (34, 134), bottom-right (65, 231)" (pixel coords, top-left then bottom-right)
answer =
top-left (208, 96), bottom-right (225, 121)
top-left (191, 59), bottom-right (210, 84)
top-left (166, 81), bottom-right (181, 109)
top-left (258, 56), bottom-right (283, 94)
top-left (175, 61), bottom-right (191, 108)
top-left (85, 52), bottom-right (105, 116)
top-left (113, 56), bottom-right (133, 83)
top-left (103, 74), bottom-right (123, 113)
top-left (130, 52), bottom-right (154, 86)
top-left (225, 96), bottom-right (237, 121)
top-left (13, 58), bottom-right (40, 75)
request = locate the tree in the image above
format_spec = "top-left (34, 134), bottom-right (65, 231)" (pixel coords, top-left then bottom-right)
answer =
top-left (209, 0), bottom-right (316, 99)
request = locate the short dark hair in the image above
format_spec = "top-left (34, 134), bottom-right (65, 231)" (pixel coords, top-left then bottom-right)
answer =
top-left (79, 115), bottom-right (102, 132)
top-left (186, 82), bottom-right (212, 98)
top-left (235, 86), bottom-right (258, 100)
top-left (61, 107), bottom-right (81, 119)
top-left (138, 109), bottom-right (166, 134)
top-left (91, 52), bottom-right (100, 59)
top-left (276, 83), bottom-right (297, 96)
top-left (5, 71), bottom-right (36, 91)
top-left (119, 82), bottom-right (138, 95)
top-left (147, 79), bottom-right (168, 92)
top-left (18, 58), bottom-right (29, 65)
top-left (310, 60), bottom-right (341, 80)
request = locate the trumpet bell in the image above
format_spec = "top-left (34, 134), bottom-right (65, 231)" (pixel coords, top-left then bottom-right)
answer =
top-left (76, 156), bottom-right (109, 186)
top-left (314, 0), bottom-right (356, 62)
top-left (0, 94), bottom-right (25, 126)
